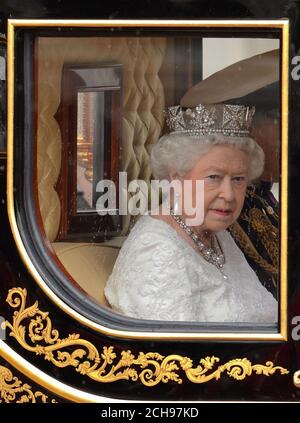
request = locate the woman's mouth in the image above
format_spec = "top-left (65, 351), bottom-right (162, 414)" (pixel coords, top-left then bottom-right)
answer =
top-left (210, 208), bottom-right (232, 218)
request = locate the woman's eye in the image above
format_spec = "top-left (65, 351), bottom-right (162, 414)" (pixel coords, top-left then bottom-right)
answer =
top-left (207, 174), bottom-right (221, 181)
top-left (233, 176), bottom-right (246, 184)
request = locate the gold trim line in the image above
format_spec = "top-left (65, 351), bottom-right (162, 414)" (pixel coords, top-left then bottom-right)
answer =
top-left (8, 19), bottom-right (289, 28)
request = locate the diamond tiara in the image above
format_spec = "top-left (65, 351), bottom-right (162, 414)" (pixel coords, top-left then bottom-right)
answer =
top-left (165, 103), bottom-right (255, 137)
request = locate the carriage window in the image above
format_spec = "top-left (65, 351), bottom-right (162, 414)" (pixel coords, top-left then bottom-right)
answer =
top-left (55, 64), bottom-right (122, 241)
top-left (9, 22), bottom-right (287, 336)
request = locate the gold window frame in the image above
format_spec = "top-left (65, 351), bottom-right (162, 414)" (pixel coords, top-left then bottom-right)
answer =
top-left (6, 19), bottom-right (289, 342)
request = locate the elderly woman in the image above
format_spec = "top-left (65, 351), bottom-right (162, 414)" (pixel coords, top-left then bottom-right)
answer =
top-left (104, 103), bottom-right (277, 323)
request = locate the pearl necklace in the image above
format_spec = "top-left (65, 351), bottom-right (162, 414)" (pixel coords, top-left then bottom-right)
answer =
top-left (170, 209), bottom-right (228, 280)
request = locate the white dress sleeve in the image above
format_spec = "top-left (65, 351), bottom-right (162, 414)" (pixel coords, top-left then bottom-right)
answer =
top-left (104, 219), bottom-right (196, 321)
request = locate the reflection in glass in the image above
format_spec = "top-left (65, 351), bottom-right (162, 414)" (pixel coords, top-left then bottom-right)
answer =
top-left (77, 91), bottom-right (104, 212)
top-left (33, 32), bottom-right (283, 326)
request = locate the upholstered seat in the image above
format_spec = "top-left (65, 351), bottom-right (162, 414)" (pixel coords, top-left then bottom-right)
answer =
top-left (52, 243), bottom-right (120, 306)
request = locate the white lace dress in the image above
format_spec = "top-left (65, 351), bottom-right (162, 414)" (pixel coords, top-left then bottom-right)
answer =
top-left (104, 215), bottom-right (277, 323)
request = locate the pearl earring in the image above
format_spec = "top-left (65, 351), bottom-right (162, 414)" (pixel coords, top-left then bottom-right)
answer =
top-left (173, 192), bottom-right (181, 215)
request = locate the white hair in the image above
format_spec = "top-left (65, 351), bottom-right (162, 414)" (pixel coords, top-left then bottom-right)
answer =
top-left (150, 132), bottom-right (265, 181)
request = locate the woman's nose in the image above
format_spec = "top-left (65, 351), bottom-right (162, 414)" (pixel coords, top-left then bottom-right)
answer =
top-left (219, 178), bottom-right (235, 202)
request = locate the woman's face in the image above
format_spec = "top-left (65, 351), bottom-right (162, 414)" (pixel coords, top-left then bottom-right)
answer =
top-left (181, 145), bottom-right (249, 232)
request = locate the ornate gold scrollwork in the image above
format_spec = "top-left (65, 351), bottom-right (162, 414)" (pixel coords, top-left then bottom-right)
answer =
top-left (0, 364), bottom-right (57, 403)
top-left (293, 370), bottom-right (300, 387)
top-left (4, 288), bottom-right (289, 386)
